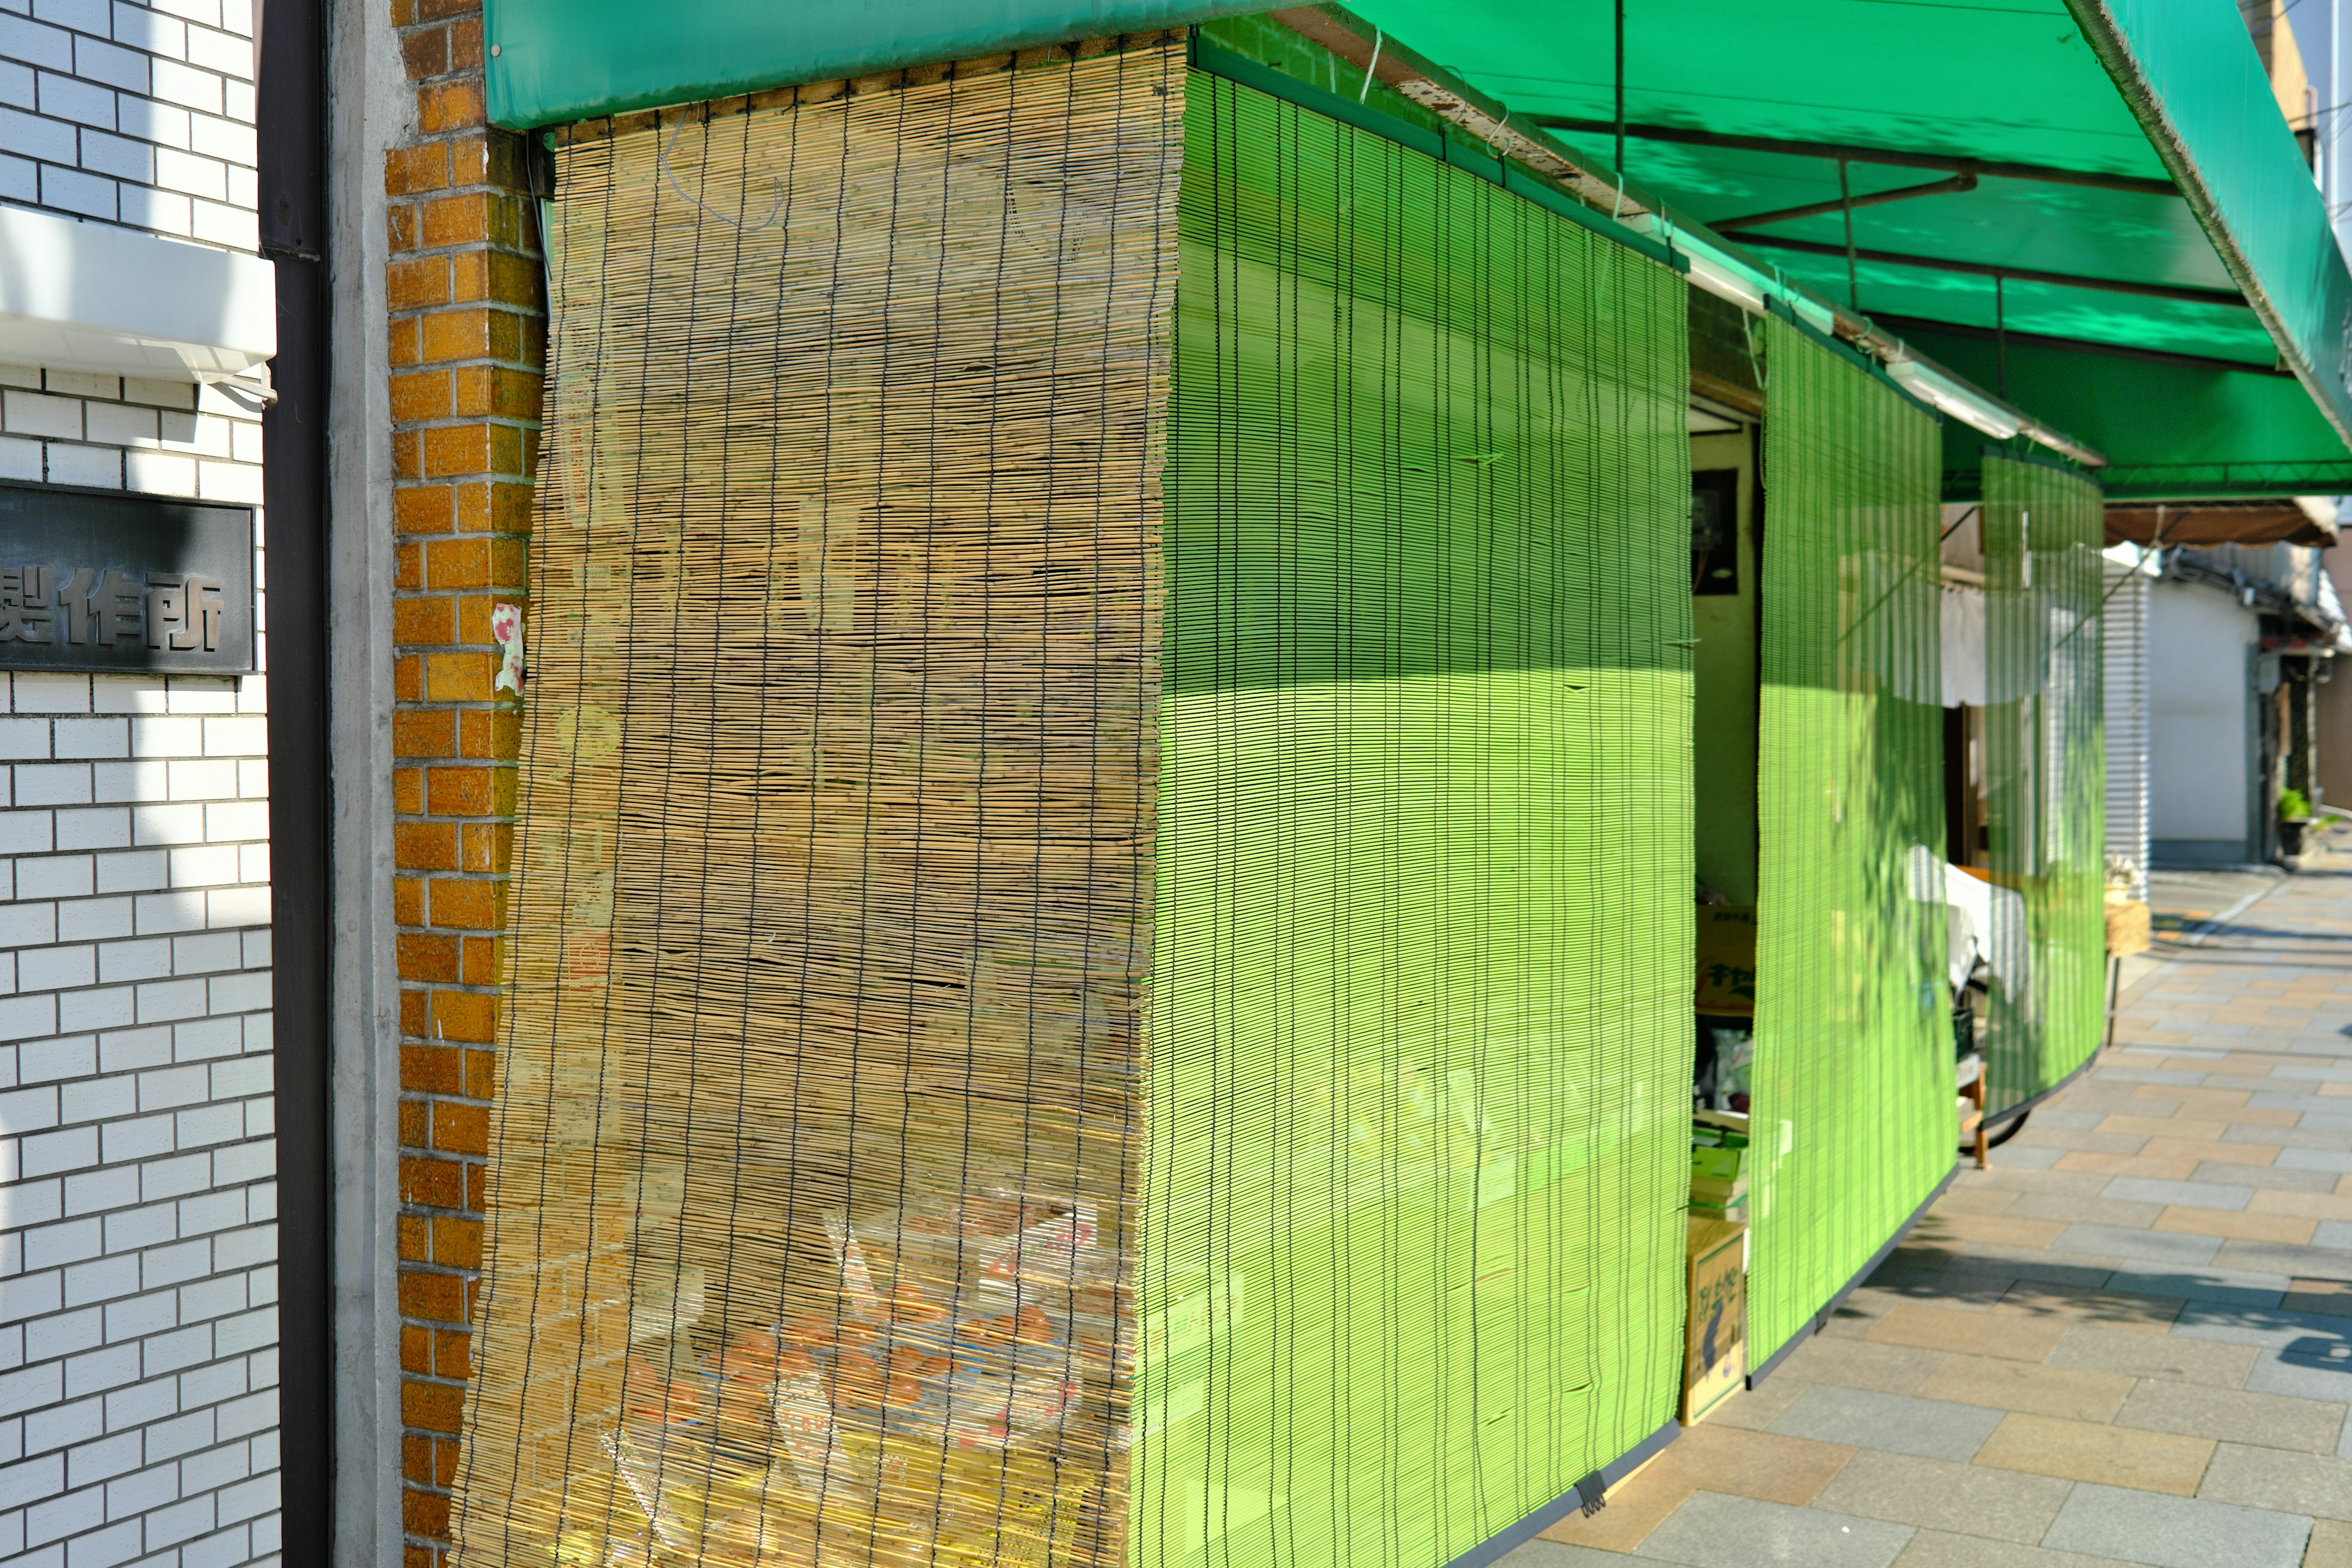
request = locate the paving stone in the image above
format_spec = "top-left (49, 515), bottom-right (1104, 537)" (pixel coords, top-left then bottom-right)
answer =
top-left (2197, 1442), bottom-right (2352, 1523)
top-left (1866, 1302), bottom-right (2072, 1362)
top-left (2051, 1224), bottom-right (2222, 1266)
top-left (1931, 1186), bottom-right (2020, 1216)
top-left (2105, 1177), bottom-right (2253, 1210)
top-left (2244, 1344), bottom-right (2352, 1403)
top-left (2043, 1323), bottom-right (2258, 1387)
top-left (2320, 1221), bottom-right (2352, 1251)
top-left (2004, 1193), bottom-right (2167, 1229)
top-left (2101, 1115), bottom-right (2231, 1142)
top-left (2285, 1279), bottom-right (2352, 1317)
top-left (2255, 1092), bottom-right (2352, 1114)
top-left (1991, 1279), bottom-right (2185, 1334)
top-left (1630, 1491), bottom-right (1913, 1568)
top-left (1912, 1354), bottom-right (2134, 1422)
top-left (2280, 1150), bottom-right (2352, 1174)
top-left (2039, 1482), bottom-right (2307, 1568)
top-left (2019, 1128), bottom-right (2154, 1155)
top-left (1973, 1412), bottom-right (2215, 1495)
top-left (2095, 1068), bottom-right (2211, 1086)
top-left (1773, 1336), bottom-right (1945, 1396)
top-left (1811, 1448), bottom-right (2071, 1543)
top-left (2113, 1377), bottom-right (2345, 1453)
top-left (1500, 1540), bottom-right (1642, 1568)
top-left (2172, 1302), bottom-right (2352, 1348)
top-left (2267, 1065), bottom-right (2352, 1082)
top-left (2192, 1161), bottom-right (2335, 1191)
top-left (2236, 1125), bottom-right (2352, 1151)
top-left (2100, 1262), bottom-right (2290, 1307)
top-left (1643, 1423), bottom-right (1858, 1505)
top-left (2214, 1240), bottom-right (2352, 1281)
top-left (1701, 1372), bottom-right (1811, 1433)
top-left (1886, 1531), bottom-right (2158, 1568)
top-left (2031, 1110), bottom-right (2108, 1130)
top-left (2300, 1517), bottom-right (2352, 1568)
top-left (2150, 1207), bottom-right (2317, 1245)
top-left (1989, 1145), bottom-right (2065, 1170)
top-left (1766, 1386), bottom-right (2003, 1462)
top-left (1903, 1212), bottom-right (2068, 1251)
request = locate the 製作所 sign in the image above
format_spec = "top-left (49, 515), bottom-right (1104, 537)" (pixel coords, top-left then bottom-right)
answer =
top-left (0, 481), bottom-right (255, 674)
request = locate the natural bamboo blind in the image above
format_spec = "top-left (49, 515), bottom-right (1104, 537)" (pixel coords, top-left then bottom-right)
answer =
top-left (454, 43), bottom-right (1185, 1568)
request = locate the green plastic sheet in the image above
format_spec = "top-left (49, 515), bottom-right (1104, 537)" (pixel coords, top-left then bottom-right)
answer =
top-left (1139, 65), bottom-right (1693, 1568)
top-left (1748, 315), bottom-right (1953, 1367)
top-left (1981, 454), bottom-right (2108, 1118)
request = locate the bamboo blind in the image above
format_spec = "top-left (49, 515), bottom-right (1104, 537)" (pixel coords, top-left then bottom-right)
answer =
top-left (453, 43), bottom-right (1185, 1568)
top-left (1981, 453), bottom-right (2107, 1116)
top-left (1136, 69), bottom-right (1694, 1568)
top-left (1748, 318), bottom-right (1951, 1365)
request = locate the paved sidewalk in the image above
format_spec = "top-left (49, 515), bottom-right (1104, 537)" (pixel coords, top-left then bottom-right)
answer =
top-left (1512, 850), bottom-right (2352, 1567)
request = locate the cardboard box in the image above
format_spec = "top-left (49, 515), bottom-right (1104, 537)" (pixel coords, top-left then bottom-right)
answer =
top-left (1683, 1216), bottom-right (1747, 1425)
top-left (1694, 907), bottom-right (1758, 1016)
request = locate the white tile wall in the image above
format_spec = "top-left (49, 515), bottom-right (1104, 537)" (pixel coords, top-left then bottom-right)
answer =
top-left (0, 373), bottom-right (276, 1566)
top-left (0, 0), bottom-right (277, 1553)
top-left (0, 0), bottom-right (257, 249)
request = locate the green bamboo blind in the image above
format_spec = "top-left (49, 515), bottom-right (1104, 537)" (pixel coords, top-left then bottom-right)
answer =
top-left (1749, 317), bottom-right (1951, 1366)
top-left (1981, 454), bottom-right (2108, 1117)
top-left (1136, 69), bottom-right (1694, 1568)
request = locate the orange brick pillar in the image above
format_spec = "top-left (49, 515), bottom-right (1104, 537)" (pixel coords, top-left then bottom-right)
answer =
top-left (385, 1), bottom-right (545, 1559)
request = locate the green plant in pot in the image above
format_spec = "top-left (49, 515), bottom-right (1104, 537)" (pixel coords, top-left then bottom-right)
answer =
top-left (2280, 788), bottom-right (2314, 859)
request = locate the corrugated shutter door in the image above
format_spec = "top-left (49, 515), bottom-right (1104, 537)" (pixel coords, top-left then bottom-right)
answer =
top-left (2103, 563), bottom-right (2151, 899)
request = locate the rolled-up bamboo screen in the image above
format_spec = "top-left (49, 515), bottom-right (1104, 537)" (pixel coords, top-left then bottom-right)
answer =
top-left (1749, 318), bottom-right (1950, 1365)
top-left (1981, 453), bottom-right (2106, 1116)
top-left (454, 42), bottom-right (1185, 1568)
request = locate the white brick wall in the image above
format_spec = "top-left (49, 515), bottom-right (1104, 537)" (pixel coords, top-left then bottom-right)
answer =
top-left (0, 343), bottom-right (277, 1568)
top-left (0, 0), bottom-right (257, 249)
top-left (0, 0), bottom-right (277, 1555)
top-left (0, 666), bottom-right (277, 1568)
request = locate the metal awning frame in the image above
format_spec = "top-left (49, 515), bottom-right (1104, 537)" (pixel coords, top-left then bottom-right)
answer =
top-left (1261, 4), bottom-right (2108, 467)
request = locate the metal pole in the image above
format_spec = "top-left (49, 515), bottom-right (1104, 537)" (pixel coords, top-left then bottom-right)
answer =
top-left (1996, 273), bottom-right (2008, 401)
top-left (1614, 0), bottom-right (1627, 177)
top-left (1839, 156), bottom-right (1859, 307)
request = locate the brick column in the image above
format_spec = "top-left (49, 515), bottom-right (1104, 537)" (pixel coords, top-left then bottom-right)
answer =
top-left (384, 2), bottom-right (543, 1560)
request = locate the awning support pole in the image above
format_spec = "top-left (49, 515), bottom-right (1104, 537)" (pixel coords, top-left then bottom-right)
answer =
top-left (1839, 156), bottom-right (1860, 308)
top-left (1613, 0), bottom-right (1626, 177)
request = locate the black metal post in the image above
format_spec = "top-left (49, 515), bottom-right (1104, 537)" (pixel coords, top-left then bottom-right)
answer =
top-left (1613, 0), bottom-right (1626, 178)
top-left (256, 0), bottom-right (331, 1560)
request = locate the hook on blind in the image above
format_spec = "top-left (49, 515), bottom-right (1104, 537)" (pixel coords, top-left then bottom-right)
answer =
top-left (660, 118), bottom-right (787, 232)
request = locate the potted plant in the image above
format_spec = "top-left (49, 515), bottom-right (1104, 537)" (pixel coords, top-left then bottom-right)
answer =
top-left (2279, 787), bottom-right (2314, 859)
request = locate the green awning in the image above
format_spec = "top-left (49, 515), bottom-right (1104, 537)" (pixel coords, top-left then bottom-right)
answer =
top-left (484, 0), bottom-right (2352, 493)
top-left (1341, 0), bottom-right (2352, 491)
top-left (481, 1), bottom-right (1254, 127)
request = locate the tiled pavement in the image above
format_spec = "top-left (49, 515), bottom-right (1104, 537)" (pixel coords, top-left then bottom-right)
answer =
top-left (1511, 850), bottom-right (2352, 1567)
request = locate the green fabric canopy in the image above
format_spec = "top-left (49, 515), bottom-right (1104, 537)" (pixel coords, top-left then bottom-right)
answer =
top-left (1340, 0), bottom-right (2352, 492)
top-left (481, 0), bottom-right (2352, 490)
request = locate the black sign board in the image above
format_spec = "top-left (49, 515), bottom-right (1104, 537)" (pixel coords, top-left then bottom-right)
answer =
top-left (0, 480), bottom-right (255, 675)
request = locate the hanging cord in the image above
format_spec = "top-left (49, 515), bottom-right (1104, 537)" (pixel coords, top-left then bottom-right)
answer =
top-left (1359, 28), bottom-right (1384, 102)
top-left (659, 116), bottom-right (787, 232)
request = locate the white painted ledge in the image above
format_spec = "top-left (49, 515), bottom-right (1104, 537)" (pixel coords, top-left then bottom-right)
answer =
top-left (0, 203), bottom-right (276, 381)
